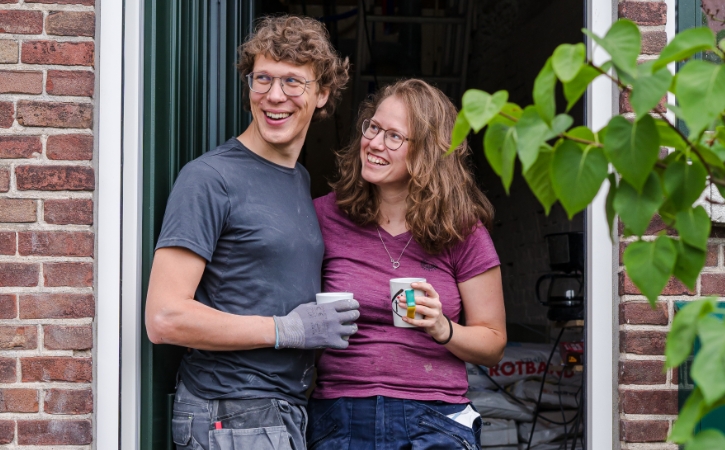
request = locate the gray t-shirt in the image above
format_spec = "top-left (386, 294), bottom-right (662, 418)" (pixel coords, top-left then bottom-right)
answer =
top-left (155, 138), bottom-right (323, 404)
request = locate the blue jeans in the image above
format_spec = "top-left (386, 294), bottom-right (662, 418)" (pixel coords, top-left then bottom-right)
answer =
top-left (306, 397), bottom-right (481, 450)
top-left (172, 381), bottom-right (308, 450)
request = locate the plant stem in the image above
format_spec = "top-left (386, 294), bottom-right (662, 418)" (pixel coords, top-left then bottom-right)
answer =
top-left (562, 134), bottom-right (604, 148)
top-left (652, 111), bottom-right (715, 179)
top-left (590, 62), bottom-right (627, 90)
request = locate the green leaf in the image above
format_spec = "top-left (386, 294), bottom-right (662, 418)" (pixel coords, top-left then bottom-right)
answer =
top-left (675, 206), bottom-right (712, 250)
top-left (462, 90), bottom-right (509, 132)
top-left (654, 27), bottom-right (716, 72)
top-left (630, 67), bottom-right (673, 119)
top-left (605, 173), bottom-right (618, 239)
top-left (603, 115), bottom-right (661, 192)
top-left (670, 387), bottom-right (707, 443)
top-left (668, 386), bottom-right (706, 444)
top-left (552, 43), bottom-right (586, 82)
top-left (566, 125), bottom-right (597, 143)
top-left (533, 58), bottom-right (556, 124)
top-left (490, 102), bottom-right (523, 127)
top-left (663, 159), bottom-right (707, 209)
top-left (692, 316), bottom-right (725, 405)
top-left (515, 106), bottom-right (550, 172)
top-left (686, 429), bottom-right (725, 450)
top-left (613, 173), bottom-right (664, 236)
top-left (523, 146), bottom-right (557, 215)
top-left (550, 140), bottom-right (609, 219)
top-left (696, 144), bottom-right (725, 170)
top-left (623, 237), bottom-right (677, 305)
top-left (674, 60), bottom-right (725, 136)
top-left (654, 119), bottom-right (688, 150)
top-left (446, 111), bottom-right (471, 155)
top-left (544, 114), bottom-right (574, 140)
top-left (717, 126), bottom-right (725, 147)
top-left (674, 240), bottom-right (706, 290)
top-left (484, 123), bottom-right (517, 194)
top-left (666, 298), bottom-right (716, 369)
top-left (583, 19), bottom-right (641, 75)
top-left (563, 65), bottom-right (601, 111)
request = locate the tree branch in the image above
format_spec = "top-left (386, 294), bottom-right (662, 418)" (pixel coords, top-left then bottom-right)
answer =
top-left (589, 62), bottom-right (627, 90)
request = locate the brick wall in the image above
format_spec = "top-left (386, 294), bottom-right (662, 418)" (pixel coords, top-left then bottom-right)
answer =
top-left (0, 0), bottom-right (94, 447)
top-left (617, 2), bottom-right (687, 449)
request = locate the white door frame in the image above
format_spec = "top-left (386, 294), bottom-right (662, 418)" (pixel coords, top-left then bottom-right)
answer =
top-left (96, 1), bottom-right (621, 448)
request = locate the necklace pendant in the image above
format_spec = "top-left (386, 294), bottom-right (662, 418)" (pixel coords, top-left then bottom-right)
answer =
top-left (392, 261), bottom-right (400, 269)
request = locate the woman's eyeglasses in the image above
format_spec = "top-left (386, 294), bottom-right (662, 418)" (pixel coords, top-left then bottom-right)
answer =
top-left (361, 119), bottom-right (411, 151)
top-left (246, 72), bottom-right (317, 97)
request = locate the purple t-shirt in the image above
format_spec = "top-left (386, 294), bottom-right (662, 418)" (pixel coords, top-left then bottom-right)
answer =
top-left (312, 193), bottom-right (500, 404)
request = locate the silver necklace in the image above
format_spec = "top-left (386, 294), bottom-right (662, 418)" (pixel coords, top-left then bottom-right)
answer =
top-left (376, 226), bottom-right (414, 269)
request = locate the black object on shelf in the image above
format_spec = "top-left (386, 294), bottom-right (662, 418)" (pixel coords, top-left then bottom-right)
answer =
top-left (536, 232), bottom-right (584, 322)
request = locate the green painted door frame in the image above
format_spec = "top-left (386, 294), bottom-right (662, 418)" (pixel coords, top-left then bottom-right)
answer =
top-left (142, 1), bottom-right (253, 448)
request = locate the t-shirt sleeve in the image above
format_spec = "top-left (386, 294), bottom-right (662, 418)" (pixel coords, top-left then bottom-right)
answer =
top-left (451, 225), bottom-right (500, 283)
top-left (155, 160), bottom-right (230, 262)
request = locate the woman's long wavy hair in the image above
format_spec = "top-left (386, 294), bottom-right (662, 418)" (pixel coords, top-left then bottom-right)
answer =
top-left (332, 79), bottom-right (495, 254)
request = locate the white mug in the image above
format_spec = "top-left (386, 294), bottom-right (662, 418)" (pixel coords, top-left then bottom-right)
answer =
top-left (316, 292), bottom-right (355, 339)
top-left (389, 278), bottom-right (425, 328)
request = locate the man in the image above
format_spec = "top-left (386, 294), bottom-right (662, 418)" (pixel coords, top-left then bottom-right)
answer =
top-left (145, 16), bottom-right (357, 450)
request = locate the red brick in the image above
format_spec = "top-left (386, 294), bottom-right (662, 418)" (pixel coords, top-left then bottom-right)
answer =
top-left (0, 263), bottom-right (39, 287)
top-left (21, 41), bottom-right (94, 66)
top-left (619, 272), bottom-right (694, 296)
top-left (0, 10), bottom-right (43, 35)
top-left (702, 273), bottom-right (725, 295)
top-left (620, 302), bottom-right (668, 325)
top-left (0, 357), bottom-right (16, 383)
top-left (19, 293), bottom-right (94, 319)
top-left (0, 232), bottom-right (14, 255)
top-left (0, 295), bottom-right (16, 319)
top-left (620, 330), bottom-right (667, 355)
top-left (44, 389), bottom-right (92, 414)
top-left (46, 70), bottom-right (94, 97)
top-left (0, 198), bottom-right (36, 223)
top-left (16, 165), bottom-right (94, 191)
top-left (17, 419), bottom-right (91, 445)
top-left (671, 367), bottom-right (679, 385)
top-left (620, 419), bottom-right (669, 443)
top-left (18, 231), bottom-right (92, 256)
top-left (46, 11), bottom-right (95, 37)
top-left (0, 102), bottom-right (13, 128)
top-left (619, 89), bottom-right (666, 114)
top-left (27, 0), bottom-right (94, 4)
top-left (619, 360), bottom-right (666, 385)
top-left (618, 1), bottom-right (667, 26)
top-left (620, 389), bottom-right (678, 415)
top-left (0, 326), bottom-right (37, 350)
top-left (0, 0), bottom-right (17, 4)
top-left (0, 389), bottom-right (38, 413)
top-left (706, 244), bottom-right (719, 267)
top-left (43, 262), bottom-right (92, 287)
top-left (0, 168), bottom-right (8, 192)
top-left (43, 198), bottom-right (93, 224)
top-left (46, 134), bottom-right (93, 160)
top-left (0, 71), bottom-right (43, 94)
top-left (43, 325), bottom-right (92, 350)
top-left (21, 357), bottom-right (91, 383)
top-left (0, 136), bottom-right (42, 159)
top-left (0, 421), bottom-right (12, 445)
top-left (16, 101), bottom-right (92, 128)
top-left (642, 31), bottom-right (668, 55)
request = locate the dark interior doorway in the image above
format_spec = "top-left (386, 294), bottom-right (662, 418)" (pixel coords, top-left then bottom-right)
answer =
top-left (141, 1), bottom-right (587, 448)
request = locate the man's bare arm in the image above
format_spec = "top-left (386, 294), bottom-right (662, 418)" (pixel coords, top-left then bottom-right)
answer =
top-left (145, 247), bottom-right (276, 350)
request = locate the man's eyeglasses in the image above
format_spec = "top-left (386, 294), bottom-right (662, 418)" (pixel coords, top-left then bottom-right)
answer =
top-left (246, 72), bottom-right (317, 97)
top-left (361, 119), bottom-right (411, 151)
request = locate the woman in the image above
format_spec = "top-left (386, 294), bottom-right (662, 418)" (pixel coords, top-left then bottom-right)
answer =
top-left (308, 79), bottom-right (506, 450)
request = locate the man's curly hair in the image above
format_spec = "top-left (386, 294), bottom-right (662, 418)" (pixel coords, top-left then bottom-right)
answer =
top-left (237, 15), bottom-right (350, 122)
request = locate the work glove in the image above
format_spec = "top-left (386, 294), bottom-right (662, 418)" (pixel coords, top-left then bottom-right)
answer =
top-left (274, 299), bottom-right (360, 350)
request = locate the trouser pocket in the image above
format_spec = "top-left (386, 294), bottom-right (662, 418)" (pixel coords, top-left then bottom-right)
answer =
top-left (172, 412), bottom-right (194, 447)
top-left (209, 426), bottom-right (292, 450)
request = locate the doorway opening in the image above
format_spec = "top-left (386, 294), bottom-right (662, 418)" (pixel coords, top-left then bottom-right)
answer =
top-left (141, 1), bottom-right (588, 448)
